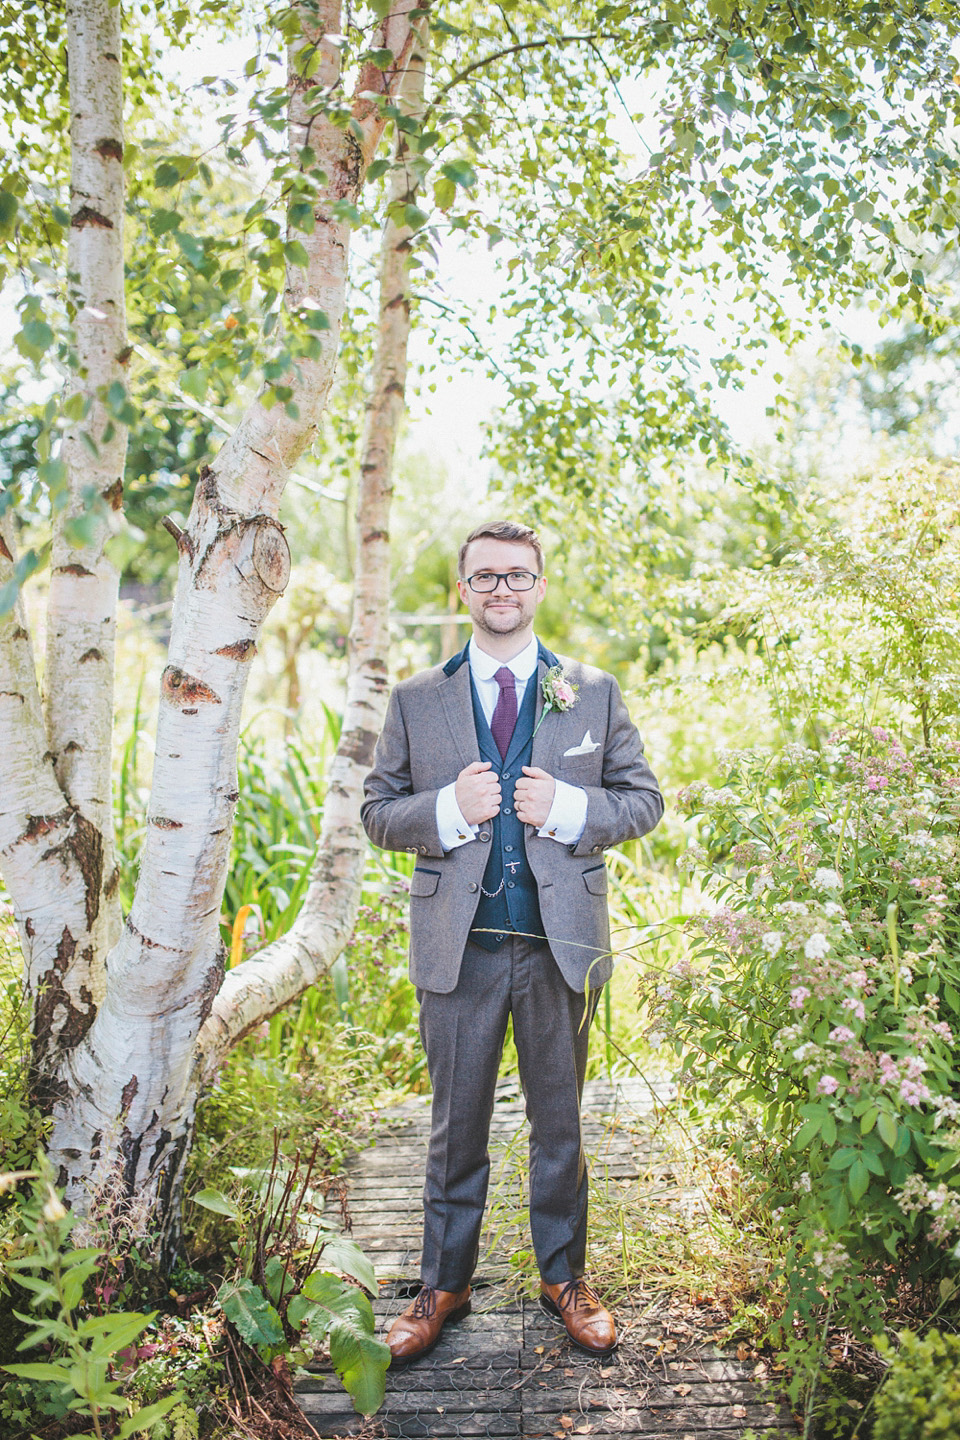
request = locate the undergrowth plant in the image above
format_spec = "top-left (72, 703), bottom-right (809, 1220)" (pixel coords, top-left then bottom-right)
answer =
top-left (193, 1139), bottom-right (390, 1416)
top-left (645, 728), bottom-right (960, 1431)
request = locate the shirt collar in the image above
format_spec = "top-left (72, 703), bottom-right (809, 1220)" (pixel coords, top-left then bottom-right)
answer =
top-left (468, 634), bottom-right (539, 683)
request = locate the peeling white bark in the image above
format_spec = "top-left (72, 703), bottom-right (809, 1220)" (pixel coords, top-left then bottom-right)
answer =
top-left (43, 0), bottom-right (421, 1230)
top-left (45, 0), bottom-right (128, 968)
top-left (196, 18), bottom-right (429, 1081)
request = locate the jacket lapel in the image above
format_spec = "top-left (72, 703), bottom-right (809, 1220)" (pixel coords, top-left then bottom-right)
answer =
top-left (530, 641), bottom-right (562, 771)
top-left (437, 647), bottom-right (480, 770)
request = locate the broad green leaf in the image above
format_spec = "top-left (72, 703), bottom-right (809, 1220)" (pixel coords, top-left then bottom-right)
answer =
top-left (117, 1396), bottom-right (180, 1438)
top-left (318, 1235), bottom-right (378, 1294)
top-left (192, 1188), bottom-right (240, 1219)
top-left (441, 160), bottom-right (477, 189)
top-left (848, 1160), bottom-right (870, 1202)
top-left (877, 1112), bottom-right (897, 1149)
top-left (216, 1278), bottom-right (284, 1350)
top-left (329, 1317), bottom-right (391, 1416)
top-left (284, 239), bottom-right (310, 268)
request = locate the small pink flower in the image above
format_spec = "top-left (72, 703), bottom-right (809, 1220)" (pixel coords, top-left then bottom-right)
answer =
top-left (817, 1074), bottom-right (840, 1095)
top-left (843, 997), bottom-right (866, 1022)
top-left (899, 1079), bottom-right (930, 1105)
top-left (829, 1025), bottom-right (856, 1043)
top-left (554, 680), bottom-right (575, 706)
top-left (789, 986), bottom-right (811, 1010)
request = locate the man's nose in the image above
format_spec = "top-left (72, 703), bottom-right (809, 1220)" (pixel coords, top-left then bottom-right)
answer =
top-left (492, 575), bottom-right (512, 594)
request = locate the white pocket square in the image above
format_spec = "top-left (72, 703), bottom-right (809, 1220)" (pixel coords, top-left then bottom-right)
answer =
top-left (563, 730), bottom-right (600, 756)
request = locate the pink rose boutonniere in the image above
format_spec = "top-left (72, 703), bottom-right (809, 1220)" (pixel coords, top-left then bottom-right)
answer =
top-left (533, 664), bottom-right (579, 738)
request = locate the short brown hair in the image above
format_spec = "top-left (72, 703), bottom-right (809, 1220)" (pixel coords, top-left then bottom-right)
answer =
top-left (458, 521), bottom-right (544, 578)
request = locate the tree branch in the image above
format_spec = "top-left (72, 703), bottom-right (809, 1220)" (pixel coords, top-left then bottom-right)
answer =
top-left (196, 13), bottom-right (430, 1078)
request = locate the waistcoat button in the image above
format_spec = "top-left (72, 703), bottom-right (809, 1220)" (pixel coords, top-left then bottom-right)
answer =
top-left (468, 882), bottom-right (478, 892)
top-left (478, 831), bottom-right (491, 842)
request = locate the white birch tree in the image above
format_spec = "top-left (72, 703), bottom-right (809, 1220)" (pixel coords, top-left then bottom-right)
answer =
top-left (1, 0), bottom-right (423, 1244)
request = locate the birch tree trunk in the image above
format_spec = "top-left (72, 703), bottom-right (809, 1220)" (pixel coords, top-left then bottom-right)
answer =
top-left (0, 0), bottom-right (126, 1103)
top-left (37, 0), bottom-right (422, 1239)
top-left (196, 17), bottom-right (429, 1081)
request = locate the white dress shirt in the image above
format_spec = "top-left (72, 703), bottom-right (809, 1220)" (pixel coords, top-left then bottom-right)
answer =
top-left (436, 636), bottom-right (588, 851)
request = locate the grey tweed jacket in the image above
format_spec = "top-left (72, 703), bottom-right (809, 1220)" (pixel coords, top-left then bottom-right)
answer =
top-left (361, 641), bottom-right (663, 994)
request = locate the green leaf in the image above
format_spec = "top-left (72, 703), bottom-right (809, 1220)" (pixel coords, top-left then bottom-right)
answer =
top-left (117, 1397), bottom-right (180, 1439)
top-left (318, 1235), bottom-right (378, 1294)
top-left (433, 178), bottom-right (456, 211)
top-left (192, 1186), bottom-right (240, 1219)
top-left (821, 1111), bottom-right (837, 1147)
top-left (217, 1279), bottom-right (284, 1350)
top-left (441, 160), bottom-right (478, 189)
top-left (2, 1360), bottom-right (74, 1384)
top-left (17, 319), bottom-right (54, 360)
top-left (149, 208), bottom-right (183, 236)
top-left (284, 239), bottom-right (310, 268)
top-left (0, 188), bottom-right (17, 237)
top-left (180, 369), bottom-right (208, 403)
top-left (877, 1112), bottom-right (898, 1149)
top-left (848, 1159), bottom-right (870, 1202)
top-left (300, 1275), bottom-right (389, 1415)
top-left (710, 190), bottom-right (733, 214)
top-left (792, 1118), bottom-right (820, 1150)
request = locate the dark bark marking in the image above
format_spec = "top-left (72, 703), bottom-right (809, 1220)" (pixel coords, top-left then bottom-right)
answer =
top-left (40, 814), bottom-right (104, 930)
top-left (94, 136), bottom-right (124, 161)
top-left (119, 1126), bottom-right (142, 1194)
top-left (150, 816), bottom-right (183, 830)
top-left (197, 952), bottom-right (224, 1025)
top-left (104, 866), bottom-right (120, 898)
top-left (362, 529), bottom-right (390, 544)
top-left (102, 478), bottom-right (124, 510)
top-left (338, 726), bottom-right (379, 767)
top-left (161, 666), bottom-right (221, 707)
top-left (116, 345), bottom-right (133, 365)
top-left (72, 205), bottom-right (113, 230)
top-left (31, 928), bottom-right (98, 1101)
top-left (120, 1075), bottom-right (139, 1112)
top-left (226, 790), bottom-right (239, 803)
top-left (13, 626), bottom-right (28, 641)
top-left (215, 639), bottom-right (257, 661)
top-left (0, 533), bottom-right (11, 562)
top-left (25, 808), bottom-right (71, 840)
top-left (125, 917), bottom-right (177, 952)
top-left (25, 918), bottom-right (35, 938)
top-left (0, 691), bottom-right (25, 704)
top-left (54, 563), bottom-right (93, 577)
top-left (79, 648), bottom-right (104, 663)
top-left (91, 1130), bottom-right (102, 1160)
top-left (64, 739), bottom-right (82, 753)
top-left (182, 708), bottom-right (198, 715)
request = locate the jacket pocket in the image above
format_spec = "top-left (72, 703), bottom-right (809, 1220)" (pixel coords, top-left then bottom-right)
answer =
top-left (582, 863), bottom-right (607, 896)
top-left (410, 867), bottom-right (440, 897)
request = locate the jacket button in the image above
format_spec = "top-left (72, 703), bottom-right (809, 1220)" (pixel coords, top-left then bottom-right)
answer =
top-left (468, 882), bottom-right (478, 892)
top-left (503, 771), bottom-right (511, 780)
top-left (592, 846), bottom-right (601, 853)
top-left (507, 881), bottom-right (516, 889)
top-left (478, 831), bottom-right (491, 842)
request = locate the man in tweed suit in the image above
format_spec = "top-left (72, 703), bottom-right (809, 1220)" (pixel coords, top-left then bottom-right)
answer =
top-left (362, 521), bottom-right (663, 1363)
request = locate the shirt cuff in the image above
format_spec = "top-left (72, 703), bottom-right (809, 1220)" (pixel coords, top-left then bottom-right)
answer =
top-left (538, 779), bottom-right (587, 844)
top-left (436, 783), bottom-right (477, 851)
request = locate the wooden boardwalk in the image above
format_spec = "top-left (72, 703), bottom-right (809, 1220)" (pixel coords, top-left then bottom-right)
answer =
top-left (297, 1078), bottom-right (798, 1439)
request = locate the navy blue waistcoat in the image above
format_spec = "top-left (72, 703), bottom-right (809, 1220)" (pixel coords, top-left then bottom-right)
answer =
top-left (469, 670), bottom-right (545, 951)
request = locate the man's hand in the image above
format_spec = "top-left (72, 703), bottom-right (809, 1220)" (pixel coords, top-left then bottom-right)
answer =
top-left (455, 760), bottom-right (501, 825)
top-left (514, 766), bottom-right (556, 827)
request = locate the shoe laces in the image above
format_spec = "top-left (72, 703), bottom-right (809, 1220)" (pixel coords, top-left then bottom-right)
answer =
top-left (411, 1286), bottom-right (438, 1319)
top-left (555, 1278), bottom-right (601, 1313)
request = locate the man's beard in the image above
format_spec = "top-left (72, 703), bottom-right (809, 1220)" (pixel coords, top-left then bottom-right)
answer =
top-left (475, 600), bottom-right (528, 636)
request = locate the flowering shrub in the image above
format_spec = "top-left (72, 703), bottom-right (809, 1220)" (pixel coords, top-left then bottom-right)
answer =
top-left (646, 729), bottom-right (960, 1357)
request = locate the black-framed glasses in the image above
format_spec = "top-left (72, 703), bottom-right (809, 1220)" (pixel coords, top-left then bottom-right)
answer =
top-left (465, 570), bottom-right (540, 593)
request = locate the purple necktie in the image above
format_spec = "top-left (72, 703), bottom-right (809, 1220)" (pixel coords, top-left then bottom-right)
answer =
top-left (490, 667), bottom-right (518, 760)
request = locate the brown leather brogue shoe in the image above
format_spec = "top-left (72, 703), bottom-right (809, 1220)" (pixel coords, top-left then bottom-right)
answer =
top-left (540, 1277), bottom-right (617, 1357)
top-left (385, 1285), bottom-right (472, 1366)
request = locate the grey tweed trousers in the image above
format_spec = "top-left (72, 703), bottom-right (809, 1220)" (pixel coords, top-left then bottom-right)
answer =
top-left (417, 934), bottom-right (600, 1292)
